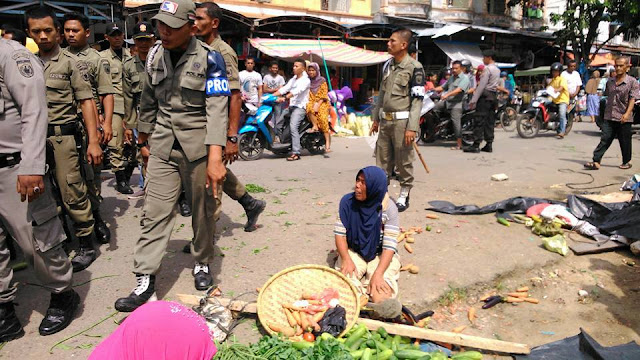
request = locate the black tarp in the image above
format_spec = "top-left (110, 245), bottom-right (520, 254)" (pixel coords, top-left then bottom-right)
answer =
top-left (427, 197), bottom-right (563, 215)
top-left (514, 329), bottom-right (640, 360)
top-left (568, 195), bottom-right (640, 239)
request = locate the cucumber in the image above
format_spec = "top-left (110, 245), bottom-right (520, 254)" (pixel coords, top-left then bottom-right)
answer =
top-left (377, 326), bottom-right (389, 339)
top-left (451, 351), bottom-right (483, 360)
top-left (497, 217), bottom-right (510, 226)
top-left (394, 349), bottom-right (432, 359)
top-left (291, 341), bottom-right (314, 350)
top-left (351, 338), bottom-right (366, 351)
top-left (377, 349), bottom-right (394, 360)
top-left (362, 348), bottom-right (372, 360)
top-left (345, 324), bottom-right (368, 348)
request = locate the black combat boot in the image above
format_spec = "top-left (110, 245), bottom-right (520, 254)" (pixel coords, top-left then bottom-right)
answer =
top-left (238, 193), bottom-right (266, 232)
top-left (193, 263), bottom-right (213, 291)
top-left (115, 170), bottom-right (133, 195)
top-left (93, 211), bottom-right (111, 244)
top-left (39, 289), bottom-right (80, 336)
top-left (396, 186), bottom-right (410, 212)
top-left (463, 142), bottom-right (481, 153)
top-left (115, 274), bottom-right (156, 312)
top-left (71, 235), bottom-right (96, 272)
top-left (0, 302), bottom-right (24, 342)
top-left (480, 142), bottom-right (493, 153)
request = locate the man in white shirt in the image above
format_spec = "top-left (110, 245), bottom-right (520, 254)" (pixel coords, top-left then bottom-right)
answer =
top-left (561, 60), bottom-right (582, 100)
top-left (274, 58), bottom-right (310, 161)
top-left (262, 61), bottom-right (286, 132)
top-left (239, 58), bottom-right (262, 106)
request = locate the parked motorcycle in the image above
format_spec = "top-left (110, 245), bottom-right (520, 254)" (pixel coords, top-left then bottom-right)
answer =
top-left (238, 94), bottom-right (325, 161)
top-left (419, 91), bottom-right (475, 146)
top-left (516, 90), bottom-right (575, 138)
top-left (496, 89), bottom-right (522, 132)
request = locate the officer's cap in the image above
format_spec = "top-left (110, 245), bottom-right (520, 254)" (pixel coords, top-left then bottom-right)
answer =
top-left (133, 21), bottom-right (155, 39)
top-left (106, 23), bottom-right (123, 36)
top-left (152, 0), bottom-right (196, 29)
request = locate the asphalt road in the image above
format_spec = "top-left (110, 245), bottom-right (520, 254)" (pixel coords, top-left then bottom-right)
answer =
top-left (5, 121), bottom-right (639, 358)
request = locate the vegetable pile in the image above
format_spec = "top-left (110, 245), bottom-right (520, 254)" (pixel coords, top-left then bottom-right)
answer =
top-left (269, 288), bottom-right (341, 340)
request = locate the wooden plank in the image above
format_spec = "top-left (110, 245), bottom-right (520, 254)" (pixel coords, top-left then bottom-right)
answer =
top-left (357, 318), bottom-right (530, 355)
top-left (176, 294), bottom-right (258, 314)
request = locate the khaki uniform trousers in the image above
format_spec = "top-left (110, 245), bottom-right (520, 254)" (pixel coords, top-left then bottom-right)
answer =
top-left (86, 159), bottom-right (102, 212)
top-left (335, 249), bottom-right (401, 298)
top-left (107, 113), bottom-right (125, 172)
top-left (375, 118), bottom-right (415, 189)
top-left (0, 165), bottom-right (72, 302)
top-left (134, 149), bottom-right (220, 275)
top-left (49, 134), bottom-right (95, 237)
top-left (213, 167), bottom-right (246, 221)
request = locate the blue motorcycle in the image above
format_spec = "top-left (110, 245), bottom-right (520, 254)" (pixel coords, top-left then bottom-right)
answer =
top-left (238, 94), bottom-right (325, 161)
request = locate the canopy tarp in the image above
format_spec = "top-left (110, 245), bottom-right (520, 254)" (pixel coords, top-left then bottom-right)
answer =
top-left (249, 38), bottom-right (391, 67)
top-left (515, 66), bottom-right (550, 77)
top-left (589, 53), bottom-right (615, 66)
top-left (434, 41), bottom-right (515, 68)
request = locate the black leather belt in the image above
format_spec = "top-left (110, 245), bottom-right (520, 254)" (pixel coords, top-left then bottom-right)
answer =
top-left (0, 152), bottom-right (21, 169)
top-left (47, 123), bottom-right (77, 137)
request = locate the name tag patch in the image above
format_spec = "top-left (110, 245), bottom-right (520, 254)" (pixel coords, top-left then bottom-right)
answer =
top-left (206, 77), bottom-right (231, 96)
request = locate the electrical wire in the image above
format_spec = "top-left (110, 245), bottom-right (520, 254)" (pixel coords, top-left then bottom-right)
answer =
top-left (559, 168), bottom-right (619, 190)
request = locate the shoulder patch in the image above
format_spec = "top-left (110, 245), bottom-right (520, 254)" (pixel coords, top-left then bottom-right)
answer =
top-left (76, 60), bottom-right (91, 82)
top-left (205, 50), bottom-right (231, 97)
top-left (411, 67), bottom-right (426, 98)
top-left (146, 44), bottom-right (162, 77)
top-left (17, 58), bottom-right (35, 78)
top-left (101, 59), bottom-right (111, 75)
top-left (12, 51), bottom-right (32, 61)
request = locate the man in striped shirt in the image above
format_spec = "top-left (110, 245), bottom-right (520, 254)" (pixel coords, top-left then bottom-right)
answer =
top-left (334, 166), bottom-right (401, 304)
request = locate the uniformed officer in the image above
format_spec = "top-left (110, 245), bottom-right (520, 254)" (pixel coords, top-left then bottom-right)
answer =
top-left (26, 7), bottom-right (103, 270)
top-left (115, 0), bottom-right (228, 312)
top-left (101, 23), bottom-right (134, 195)
top-left (465, 49), bottom-right (500, 153)
top-left (194, 1), bottom-right (266, 232)
top-left (370, 28), bottom-right (425, 212)
top-left (62, 12), bottom-right (115, 256)
top-left (0, 38), bottom-right (79, 341)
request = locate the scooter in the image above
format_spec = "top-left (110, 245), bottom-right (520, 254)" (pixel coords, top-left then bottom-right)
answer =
top-left (419, 91), bottom-right (475, 146)
top-left (238, 94), bottom-right (325, 161)
top-left (516, 89), bottom-right (576, 138)
top-left (496, 89), bottom-right (522, 132)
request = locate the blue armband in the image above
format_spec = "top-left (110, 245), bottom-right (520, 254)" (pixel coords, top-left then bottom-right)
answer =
top-left (206, 50), bottom-right (231, 96)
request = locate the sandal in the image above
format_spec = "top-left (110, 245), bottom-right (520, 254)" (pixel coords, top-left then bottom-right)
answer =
top-left (450, 146), bottom-right (461, 150)
top-left (583, 162), bottom-right (600, 170)
top-left (619, 163), bottom-right (632, 170)
top-left (286, 154), bottom-right (301, 161)
top-left (556, 134), bottom-right (565, 139)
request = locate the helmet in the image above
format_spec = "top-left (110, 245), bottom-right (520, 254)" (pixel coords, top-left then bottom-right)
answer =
top-left (500, 71), bottom-right (508, 77)
top-left (551, 62), bottom-right (563, 72)
top-left (460, 59), bottom-right (472, 69)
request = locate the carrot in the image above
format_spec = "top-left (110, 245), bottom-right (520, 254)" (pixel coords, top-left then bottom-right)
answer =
top-left (269, 322), bottom-right (295, 337)
top-left (312, 310), bottom-right (326, 323)
top-left (292, 310), bottom-right (302, 326)
top-left (397, 233), bottom-right (406, 242)
top-left (283, 304), bottom-right (308, 312)
top-left (452, 325), bottom-right (466, 333)
top-left (406, 237), bottom-right (415, 244)
top-left (517, 286), bottom-right (529, 292)
top-left (468, 308), bottom-right (477, 323)
top-left (404, 243), bottom-right (414, 254)
top-left (307, 300), bottom-right (323, 305)
top-left (295, 325), bottom-right (303, 336)
top-left (307, 314), bottom-right (321, 332)
top-left (426, 214), bottom-right (440, 219)
top-left (301, 292), bottom-right (316, 300)
top-left (400, 263), bottom-right (414, 272)
top-left (479, 292), bottom-right (495, 302)
top-left (300, 310), bottom-right (310, 331)
top-left (506, 296), bottom-right (524, 303)
top-left (284, 308), bottom-right (297, 327)
top-left (523, 297), bottom-right (539, 304)
top-left (507, 292), bottom-right (529, 298)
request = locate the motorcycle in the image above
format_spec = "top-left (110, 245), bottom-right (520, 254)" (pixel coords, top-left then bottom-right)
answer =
top-left (238, 94), bottom-right (325, 161)
top-left (419, 91), bottom-right (475, 146)
top-left (496, 89), bottom-right (522, 132)
top-left (516, 89), bottom-right (575, 138)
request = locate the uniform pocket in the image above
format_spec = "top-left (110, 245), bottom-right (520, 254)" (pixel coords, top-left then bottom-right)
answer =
top-left (28, 191), bottom-right (65, 252)
top-left (65, 171), bottom-right (85, 204)
top-left (131, 74), bottom-right (142, 93)
top-left (181, 76), bottom-right (206, 107)
top-left (391, 72), bottom-right (410, 96)
top-left (46, 78), bottom-right (72, 103)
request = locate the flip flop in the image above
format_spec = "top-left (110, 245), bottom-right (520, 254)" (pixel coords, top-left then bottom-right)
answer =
top-left (286, 154), bottom-right (301, 161)
top-left (619, 163), bottom-right (632, 170)
top-left (583, 162), bottom-right (600, 170)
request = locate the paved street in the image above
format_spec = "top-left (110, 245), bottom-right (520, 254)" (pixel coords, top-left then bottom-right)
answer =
top-left (5, 121), bottom-right (640, 358)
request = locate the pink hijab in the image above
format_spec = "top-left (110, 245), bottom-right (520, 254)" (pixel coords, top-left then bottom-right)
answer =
top-left (89, 301), bottom-right (216, 360)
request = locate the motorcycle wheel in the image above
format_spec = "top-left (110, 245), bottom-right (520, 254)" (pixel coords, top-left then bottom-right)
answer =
top-left (564, 112), bottom-right (574, 135)
top-left (500, 107), bottom-right (518, 132)
top-left (306, 133), bottom-right (326, 155)
top-left (419, 115), bottom-right (437, 143)
top-left (516, 114), bottom-right (540, 138)
top-left (238, 132), bottom-right (265, 161)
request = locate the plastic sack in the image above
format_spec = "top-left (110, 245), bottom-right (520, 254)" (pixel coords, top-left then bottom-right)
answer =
top-left (192, 296), bottom-right (233, 341)
top-left (313, 305), bottom-right (346, 337)
top-left (542, 234), bottom-right (569, 256)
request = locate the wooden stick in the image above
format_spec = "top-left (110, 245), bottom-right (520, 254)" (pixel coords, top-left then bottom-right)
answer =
top-left (412, 142), bottom-right (430, 174)
top-left (176, 294), bottom-right (258, 313)
top-left (357, 318), bottom-right (530, 354)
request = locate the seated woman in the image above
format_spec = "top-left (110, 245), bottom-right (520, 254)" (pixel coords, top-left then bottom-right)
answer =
top-left (334, 166), bottom-right (401, 304)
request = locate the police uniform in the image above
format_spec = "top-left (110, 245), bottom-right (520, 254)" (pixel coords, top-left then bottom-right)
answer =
top-left (115, 0), bottom-right (229, 313)
top-left (207, 35), bottom-right (266, 230)
top-left (373, 54), bottom-right (424, 211)
top-left (39, 47), bottom-right (96, 240)
top-left (0, 39), bottom-right (78, 339)
top-left (122, 47), bottom-right (147, 181)
top-left (101, 41), bottom-right (132, 192)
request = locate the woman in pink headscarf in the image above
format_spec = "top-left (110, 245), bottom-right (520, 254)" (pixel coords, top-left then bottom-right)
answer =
top-left (89, 301), bottom-right (216, 360)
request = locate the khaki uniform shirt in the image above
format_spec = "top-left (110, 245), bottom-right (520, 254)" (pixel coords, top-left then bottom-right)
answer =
top-left (373, 54), bottom-right (425, 132)
top-left (39, 47), bottom-right (94, 126)
top-left (122, 55), bottom-right (145, 129)
top-left (139, 37), bottom-right (228, 162)
top-left (208, 36), bottom-right (240, 92)
top-left (100, 48), bottom-right (130, 115)
top-left (65, 45), bottom-right (115, 114)
top-left (0, 39), bottom-right (48, 175)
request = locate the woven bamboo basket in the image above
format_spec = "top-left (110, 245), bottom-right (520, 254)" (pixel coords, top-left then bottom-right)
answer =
top-left (257, 264), bottom-right (360, 336)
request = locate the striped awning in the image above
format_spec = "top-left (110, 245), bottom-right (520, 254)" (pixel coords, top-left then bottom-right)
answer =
top-left (249, 38), bottom-right (391, 67)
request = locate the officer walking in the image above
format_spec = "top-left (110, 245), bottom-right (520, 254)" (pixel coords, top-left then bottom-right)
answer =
top-left (0, 38), bottom-right (79, 341)
top-left (101, 23), bottom-right (134, 195)
top-left (26, 7), bottom-right (103, 270)
top-left (194, 1), bottom-right (266, 232)
top-left (62, 12), bottom-right (115, 255)
top-left (370, 28), bottom-right (425, 212)
top-left (465, 49), bottom-right (500, 153)
top-left (115, 0), bottom-right (228, 312)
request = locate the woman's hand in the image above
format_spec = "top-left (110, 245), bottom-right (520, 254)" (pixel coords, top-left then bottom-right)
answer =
top-left (340, 256), bottom-right (357, 277)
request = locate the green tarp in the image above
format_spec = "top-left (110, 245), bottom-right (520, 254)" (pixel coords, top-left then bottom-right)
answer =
top-left (515, 66), bottom-right (550, 77)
